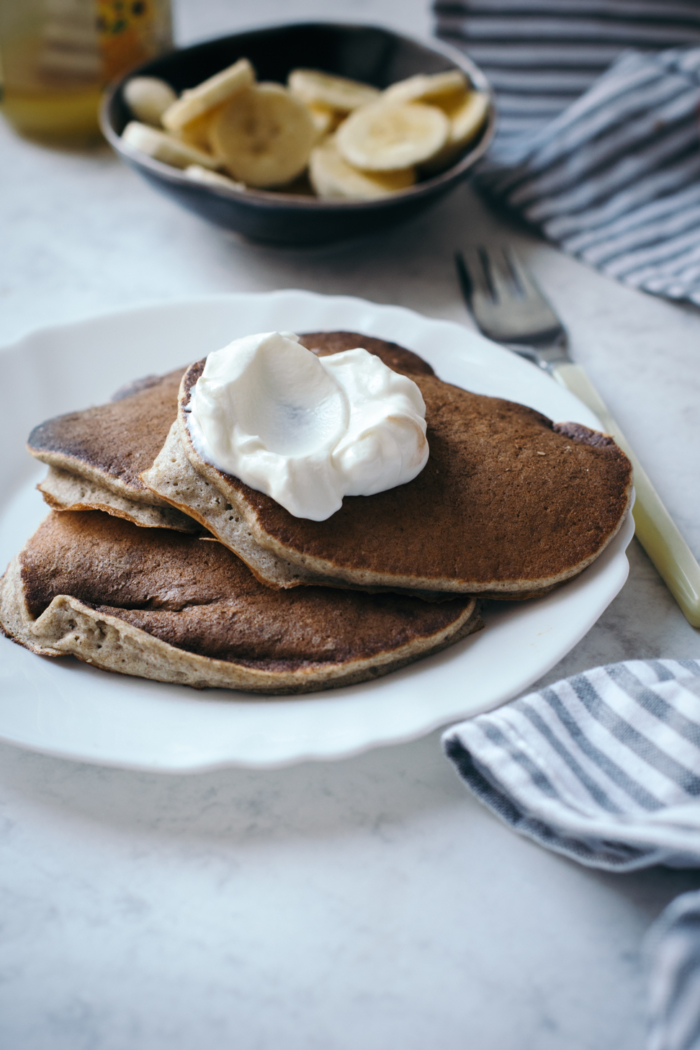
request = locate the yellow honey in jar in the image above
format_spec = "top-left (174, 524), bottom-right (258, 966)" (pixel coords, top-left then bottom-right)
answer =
top-left (0, 0), bottom-right (172, 145)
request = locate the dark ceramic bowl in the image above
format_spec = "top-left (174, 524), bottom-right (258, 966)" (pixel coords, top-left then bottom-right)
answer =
top-left (101, 22), bottom-right (495, 246)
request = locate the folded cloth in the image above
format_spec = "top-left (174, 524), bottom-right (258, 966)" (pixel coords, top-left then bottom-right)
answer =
top-left (435, 2), bottom-right (700, 306)
top-left (434, 0), bottom-right (700, 141)
top-left (646, 889), bottom-right (700, 1050)
top-left (443, 659), bottom-right (700, 871)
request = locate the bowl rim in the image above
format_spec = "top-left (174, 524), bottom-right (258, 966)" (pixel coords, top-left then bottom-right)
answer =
top-left (100, 19), bottom-right (496, 211)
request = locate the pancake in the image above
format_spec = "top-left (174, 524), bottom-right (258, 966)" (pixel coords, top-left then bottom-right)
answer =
top-left (37, 465), bottom-right (202, 531)
top-left (27, 367), bottom-right (200, 532)
top-left (0, 512), bottom-right (482, 695)
top-left (141, 340), bottom-right (633, 598)
top-left (25, 335), bottom-right (430, 533)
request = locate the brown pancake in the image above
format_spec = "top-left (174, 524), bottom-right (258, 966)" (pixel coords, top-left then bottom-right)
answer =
top-left (141, 346), bottom-right (632, 597)
top-left (300, 331), bottom-right (435, 376)
top-left (37, 465), bottom-right (202, 532)
top-left (0, 512), bottom-right (481, 694)
top-left (25, 334), bottom-right (429, 531)
top-left (27, 367), bottom-right (199, 532)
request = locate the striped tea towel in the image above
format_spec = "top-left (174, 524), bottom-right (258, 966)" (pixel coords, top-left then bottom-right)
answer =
top-left (443, 659), bottom-right (700, 871)
top-left (434, 2), bottom-right (700, 305)
top-left (646, 888), bottom-right (700, 1050)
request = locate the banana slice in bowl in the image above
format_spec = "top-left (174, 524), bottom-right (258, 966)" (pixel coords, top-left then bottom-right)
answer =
top-left (382, 70), bottom-right (467, 105)
top-left (162, 58), bottom-right (255, 132)
top-left (123, 76), bottom-right (177, 126)
top-left (173, 107), bottom-right (222, 151)
top-left (305, 103), bottom-right (339, 139)
top-left (336, 101), bottom-right (449, 172)
top-left (184, 165), bottom-right (246, 191)
top-left (420, 90), bottom-right (491, 175)
top-left (121, 122), bottom-right (221, 170)
top-left (309, 137), bottom-right (415, 200)
top-left (209, 83), bottom-right (317, 188)
top-left (288, 69), bottom-right (380, 113)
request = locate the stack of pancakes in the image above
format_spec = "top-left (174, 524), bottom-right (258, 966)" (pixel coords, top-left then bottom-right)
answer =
top-left (0, 332), bottom-right (632, 694)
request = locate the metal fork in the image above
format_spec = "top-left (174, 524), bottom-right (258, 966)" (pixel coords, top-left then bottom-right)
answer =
top-left (455, 244), bottom-right (700, 628)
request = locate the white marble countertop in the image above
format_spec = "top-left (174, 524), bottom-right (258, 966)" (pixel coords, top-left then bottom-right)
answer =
top-left (1, 1), bottom-right (699, 1047)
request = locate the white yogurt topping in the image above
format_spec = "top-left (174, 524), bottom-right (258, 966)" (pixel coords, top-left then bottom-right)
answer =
top-left (187, 331), bottom-right (429, 521)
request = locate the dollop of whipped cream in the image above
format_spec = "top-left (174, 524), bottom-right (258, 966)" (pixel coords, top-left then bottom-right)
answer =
top-left (187, 331), bottom-right (429, 521)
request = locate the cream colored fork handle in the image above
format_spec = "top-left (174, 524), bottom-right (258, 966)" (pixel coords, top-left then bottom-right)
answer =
top-left (552, 362), bottom-right (700, 628)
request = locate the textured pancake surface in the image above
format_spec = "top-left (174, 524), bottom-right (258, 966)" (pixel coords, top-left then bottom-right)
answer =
top-left (0, 512), bottom-right (481, 694)
top-left (27, 367), bottom-right (183, 496)
top-left (25, 334), bottom-right (428, 531)
top-left (301, 331), bottom-right (435, 376)
top-left (26, 367), bottom-right (197, 531)
top-left (143, 335), bottom-right (632, 596)
top-left (38, 465), bottom-right (202, 532)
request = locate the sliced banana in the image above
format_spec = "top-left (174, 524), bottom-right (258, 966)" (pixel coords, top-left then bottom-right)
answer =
top-left (175, 107), bottom-right (221, 151)
top-left (123, 76), bottom-right (177, 126)
top-left (382, 70), bottom-right (467, 106)
top-left (162, 58), bottom-right (255, 132)
top-left (421, 90), bottom-right (490, 175)
top-left (306, 102), bottom-right (338, 139)
top-left (445, 89), bottom-right (490, 147)
top-left (185, 165), bottom-right (246, 191)
top-left (121, 121), bottom-right (221, 170)
top-left (309, 137), bottom-right (415, 200)
top-left (336, 101), bottom-right (448, 172)
top-left (209, 82), bottom-right (316, 188)
top-left (288, 69), bottom-right (380, 113)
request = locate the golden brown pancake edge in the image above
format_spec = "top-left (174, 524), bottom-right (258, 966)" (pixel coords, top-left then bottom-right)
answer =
top-left (165, 351), bottom-right (632, 595)
top-left (0, 512), bottom-right (482, 695)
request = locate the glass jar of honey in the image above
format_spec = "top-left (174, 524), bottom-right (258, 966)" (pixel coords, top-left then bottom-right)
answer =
top-left (0, 0), bottom-right (172, 144)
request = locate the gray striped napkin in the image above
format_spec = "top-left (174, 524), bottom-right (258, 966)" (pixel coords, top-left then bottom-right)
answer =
top-left (443, 659), bottom-right (700, 870)
top-left (435, 1), bottom-right (700, 305)
top-left (647, 889), bottom-right (700, 1050)
top-left (443, 659), bottom-right (700, 1050)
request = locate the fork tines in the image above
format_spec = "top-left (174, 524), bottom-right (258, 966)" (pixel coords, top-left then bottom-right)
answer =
top-left (455, 245), bottom-right (565, 347)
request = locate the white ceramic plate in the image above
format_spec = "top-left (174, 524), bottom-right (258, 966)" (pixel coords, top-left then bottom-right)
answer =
top-left (0, 292), bottom-right (634, 772)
